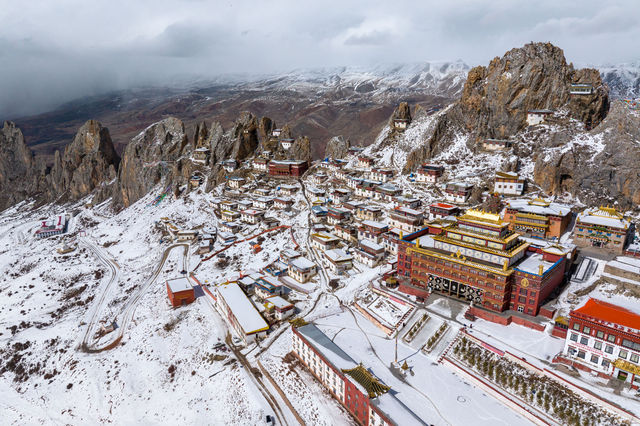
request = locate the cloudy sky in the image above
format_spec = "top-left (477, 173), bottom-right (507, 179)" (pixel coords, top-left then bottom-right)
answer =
top-left (1, 0), bottom-right (639, 118)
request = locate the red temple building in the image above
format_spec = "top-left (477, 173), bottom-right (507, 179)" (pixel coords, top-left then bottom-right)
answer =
top-left (268, 160), bottom-right (309, 177)
top-left (396, 210), bottom-right (569, 318)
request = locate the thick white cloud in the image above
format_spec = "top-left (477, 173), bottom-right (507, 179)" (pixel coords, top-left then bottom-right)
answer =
top-left (0, 0), bottom-right (638, 117)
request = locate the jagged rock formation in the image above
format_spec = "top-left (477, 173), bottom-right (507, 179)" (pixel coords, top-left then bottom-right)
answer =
top-left (390, 102), bottom-right (412, 126)
top-left (48, 120), bottom-right (120, 203)
top-left (0, 122), bottom-right (37, 211)
top-left (289, 136), bottom-right (312, 163)
top-left (115, 117), bottom-right (190, 208)
top-left (324, 136), bottom-right (350, 159)
top-left (405, 42), bottom-right (610, 171)
top-left (533, 101), bottom-right (640, 208)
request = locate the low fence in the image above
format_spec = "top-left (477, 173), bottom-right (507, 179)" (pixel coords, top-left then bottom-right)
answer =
top-left (456, 330), bottom-right (640, 424)
top-left (441, 357), bottom-right (553, 426)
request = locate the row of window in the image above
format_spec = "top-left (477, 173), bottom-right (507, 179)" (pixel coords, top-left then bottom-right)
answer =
top-left (569, 347), bottom-right (611, 369)
top-left (572, 323), bottom-right (617, 343)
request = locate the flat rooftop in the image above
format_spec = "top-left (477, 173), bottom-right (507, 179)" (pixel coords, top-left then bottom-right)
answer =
top-left (167, 277), bottom-right (192, 293)
top-left (217, 282), bottom-right (269, 334)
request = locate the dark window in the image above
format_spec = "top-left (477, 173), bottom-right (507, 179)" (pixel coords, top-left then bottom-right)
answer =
top-left (577, 350), bottom-right (586, 359)
top-left (605, 345), bottom-right (614, 354)
top-left (570, 333), bottom-right (578, 342)
top-left (607, 334), bottom-right (616, 343)
top-left (622, 339), bottom-right (640, 352)
top-left (580, 336), bottom-right (589, 345)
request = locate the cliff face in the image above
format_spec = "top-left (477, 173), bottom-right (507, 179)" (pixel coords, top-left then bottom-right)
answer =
top-left (404, 42), bottom-right (610, 171)
top-left (0, 122), bottom-right (36, 210)
top-left (115, 117), bottom-right (189, 208)
top-left (454, 43), bottom-right (608, 139)
top-left (533, 102), bottom-right (640, 208)
top-left (324, 136), bottom-right (350, 159)
top-left (49, 120), bottom-right (120, 203)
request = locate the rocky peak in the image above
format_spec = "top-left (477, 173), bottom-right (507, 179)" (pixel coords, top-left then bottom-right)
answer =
top-left (0, 121), bottom-right (36, 211)
top-left (324, 136), bottom-right (350, 159)
top-left (115, 117), bottom-right (188, 208)
top-left (49, 120), bottom-right (120, 202)
top-left (457, 42), bottom-right (608, 139)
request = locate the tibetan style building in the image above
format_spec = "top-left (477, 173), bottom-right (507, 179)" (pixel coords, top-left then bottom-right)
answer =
top-left (397, 210), bottom-right (568, 316)
top-left (573, 207), bottom-right (631, 254)
top-left (503, 198), bottom-right (572, 239)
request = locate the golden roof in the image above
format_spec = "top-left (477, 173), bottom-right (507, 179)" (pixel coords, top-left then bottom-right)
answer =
top-left (342, 364), bottom-right (390, 398)
top-left (528, 198), bottom-right (551, 207)
top-left (593, 206), bottom-right (624, 219)
top-left (459, 209), bottom-right (505, 226)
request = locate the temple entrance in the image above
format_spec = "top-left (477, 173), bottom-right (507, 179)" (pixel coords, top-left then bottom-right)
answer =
top-left (427, 275), bottom-right (482, 304)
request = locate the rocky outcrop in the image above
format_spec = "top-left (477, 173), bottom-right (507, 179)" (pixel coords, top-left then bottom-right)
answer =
top-left (289, 136), bottom-right (312, 163)
top-left (533, 101), bottom-right (640, 208)
top-left (390, 102), bottom-right (411, 123)
top-left (454, 43), bottom-right (608, 139)
top-left (48, 120), bottom-right (119, 203)
top-left (0, 121), bottom-right (37, 211)
top-left (405, 42), bottom-right (610, 170)
top-left (115, 117), bottom-right (190, 208)
top-left (324, 136), bottom-right (350, 159)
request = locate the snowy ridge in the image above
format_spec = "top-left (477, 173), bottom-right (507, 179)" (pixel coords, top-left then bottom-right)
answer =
top-left (224, 61), bottom-right (470, 99)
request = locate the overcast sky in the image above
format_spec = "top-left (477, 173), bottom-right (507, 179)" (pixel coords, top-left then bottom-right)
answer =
top-left (1, 0), bottom-right (639, 118)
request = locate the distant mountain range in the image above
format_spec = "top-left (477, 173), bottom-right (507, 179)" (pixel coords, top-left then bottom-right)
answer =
top-left (8, 59), bottom-right (639, 163)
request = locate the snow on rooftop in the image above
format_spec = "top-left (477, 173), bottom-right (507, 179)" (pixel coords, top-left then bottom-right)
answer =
top-left (394, 206), bottom-right (423, 216)
top-left (289, 256), bottom-right (316, 270)
top-left (514, 253), bottom-right (556, 276)
top-left (166, 277), bottom-right (192, 293)
top-left (577, 207), bottom-right (630, 229)
top-left (324, 249), bottom-right (352, 262)
top-left (217, 282), bottom-right (269, 334)
top-left (416, 234), bottom-right (435, 248)
top-left (296, 324), bottom-right (356, 370)
top-left (506, 198), bottom-right (571, 217)
top-left (265, 295), bottom-right (293, 309)
top-left (360, 239), bottom-right (384, 251)
top-left (361, 220), bottom-right (388, 229)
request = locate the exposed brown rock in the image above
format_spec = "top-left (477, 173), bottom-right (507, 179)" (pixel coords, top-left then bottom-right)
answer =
top-left (0, 121), bottom-right (36, 211)
top-left (533, 101), bottom-right (640, 208)
top-left (324, 136), bottom-right (350, 159)
top-left (48, 120), bottom-right (120, 203)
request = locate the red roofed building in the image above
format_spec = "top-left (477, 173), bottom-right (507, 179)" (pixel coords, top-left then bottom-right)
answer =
top-left (166, 277), bottom-right (195, 307)
top-left (428, 202), bottom-right (460, 220)
top-left (560, 298), bottom-right (640, 387)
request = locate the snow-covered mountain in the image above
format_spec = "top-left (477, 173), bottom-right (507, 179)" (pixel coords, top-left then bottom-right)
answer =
top-left (597, 61), bottom-right (640, 99)
top-left (237, 60), bottom-right (470, 99)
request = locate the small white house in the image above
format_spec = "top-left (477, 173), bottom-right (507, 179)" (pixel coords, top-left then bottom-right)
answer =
top-left (323, 249), bottom-right (353, 274)
top-left (353, 240), bottom-right (385, 267)
top-left (494, 171), bottom-right (525, 196)
top-left (241, 209), bottom-right (264, 224)
top-left (310, 232), bottom-right (341, 252)
top-left (526, 109), bottom-right (554, 126)
top-left (228, 177), bottom-right (245, 189)
top-left (280, 138), bottom-right (295, 150)
top-left (444, 182), bottom-right (473, 204)
top-left (253, 197), bottom-right (274, 210)
top-left (288, 256), bottom-right (317, 283)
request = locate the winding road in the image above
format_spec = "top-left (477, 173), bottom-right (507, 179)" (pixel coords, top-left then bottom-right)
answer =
top-left (81, 239), bottom-right (190, 352)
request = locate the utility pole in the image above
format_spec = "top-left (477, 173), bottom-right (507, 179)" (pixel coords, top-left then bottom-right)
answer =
top-left (395, 333), bottom-right (398, 364)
